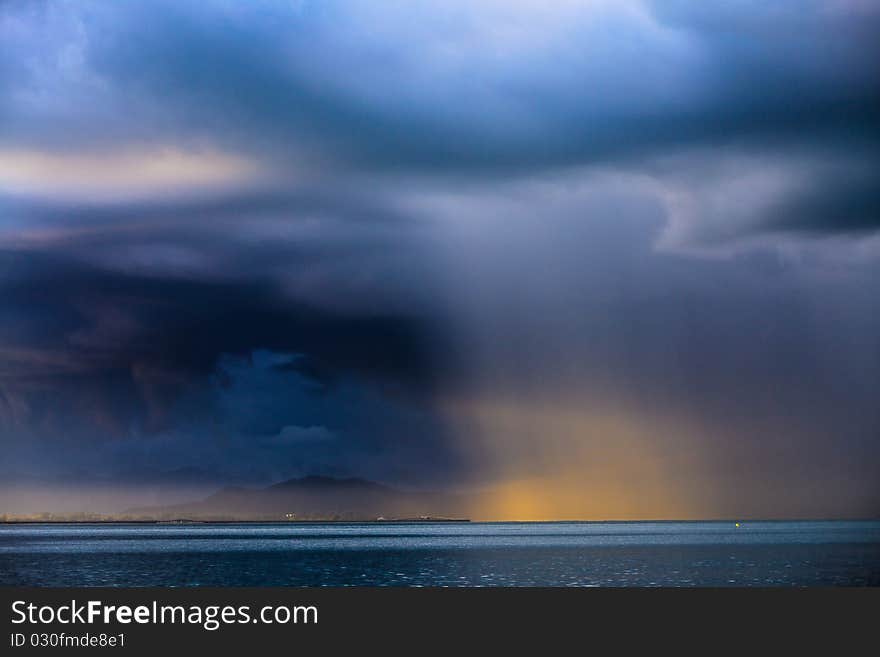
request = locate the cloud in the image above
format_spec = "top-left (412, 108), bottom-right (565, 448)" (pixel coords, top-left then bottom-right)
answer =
top-left (0, 1), bottom-right (878, 515)
top-left (0, 248), bottom-right (445, 456)
top-left (1, 0), bottom-right (875, 252)
top-left (262, 425), bottom-right (335, 447)
top-left (2, 1), bottom-right (876, 170)
top-left (0, 148), bottom-right (261, 200)
top-left (651, 147), bottom-right (880, 250)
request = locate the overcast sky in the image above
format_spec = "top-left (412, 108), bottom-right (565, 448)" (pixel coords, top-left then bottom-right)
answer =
top-left (1, 1), bottom-right (878, 518)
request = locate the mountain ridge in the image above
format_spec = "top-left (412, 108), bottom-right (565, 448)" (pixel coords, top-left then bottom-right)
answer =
top-left (127, 475), bottom-right (467, 521)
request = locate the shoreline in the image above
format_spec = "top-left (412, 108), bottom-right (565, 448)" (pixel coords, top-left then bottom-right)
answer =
top-left (0, 518), bottom-right (473, 525)
top-left (2, 517), bottom-right (878, 525)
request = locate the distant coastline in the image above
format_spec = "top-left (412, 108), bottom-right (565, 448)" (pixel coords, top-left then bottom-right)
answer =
top-left (3, 517), bottom-right (879, 524)
top-left (0, 516), bottom-right (472, 525)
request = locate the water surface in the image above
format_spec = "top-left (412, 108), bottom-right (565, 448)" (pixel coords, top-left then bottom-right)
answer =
top-left (1, 520), bottom-right (878, 586)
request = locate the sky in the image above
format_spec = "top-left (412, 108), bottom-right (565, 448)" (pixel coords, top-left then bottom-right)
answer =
top-left (1, 0), bottom-right (879, 518)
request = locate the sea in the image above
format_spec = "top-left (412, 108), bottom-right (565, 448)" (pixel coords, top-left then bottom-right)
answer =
top-left (1, 520), bottom-right (878, 586)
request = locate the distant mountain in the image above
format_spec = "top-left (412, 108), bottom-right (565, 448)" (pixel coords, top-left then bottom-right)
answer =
top-left (127, 475), bottom-right (468, 520)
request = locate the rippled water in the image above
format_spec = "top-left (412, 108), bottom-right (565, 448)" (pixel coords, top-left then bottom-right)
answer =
top-left (1, 521), bottom-right (878, 586)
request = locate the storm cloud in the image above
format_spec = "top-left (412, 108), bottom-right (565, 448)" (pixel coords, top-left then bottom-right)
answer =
top-left (1, 1), bottom-right (878, 517)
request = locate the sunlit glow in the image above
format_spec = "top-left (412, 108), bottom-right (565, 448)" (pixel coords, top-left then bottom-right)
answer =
top-left (444, 395), bottom-right (709, 520)
top-left (0, 148), bottom-right (259, 199)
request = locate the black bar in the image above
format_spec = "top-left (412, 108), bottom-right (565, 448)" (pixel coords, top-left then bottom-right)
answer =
top-left (2, 587), bottom-right (876, 653)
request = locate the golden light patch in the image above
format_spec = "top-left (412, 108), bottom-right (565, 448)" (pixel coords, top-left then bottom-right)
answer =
top-left (442, 393), bottom-right (712, 521)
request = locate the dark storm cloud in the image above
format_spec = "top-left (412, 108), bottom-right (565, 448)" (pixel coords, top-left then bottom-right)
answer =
top-left (766, 167), bottom-right (880, 235)
top-left (0, 250), bottom-right (440, 394)
top-left (1, 1), bottom-right (879, 515)
top-left (0, 244), bottom-right (460, 487)
top-left (0, 242), bottom-right (448, 495)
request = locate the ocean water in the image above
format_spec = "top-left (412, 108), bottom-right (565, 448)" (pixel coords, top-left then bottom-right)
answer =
top-left (1, 521), bottom-right (878, 586)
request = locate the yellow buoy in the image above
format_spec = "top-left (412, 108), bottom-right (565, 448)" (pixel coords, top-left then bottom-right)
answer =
top-left (735, 522), bottom-right (740, 528)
